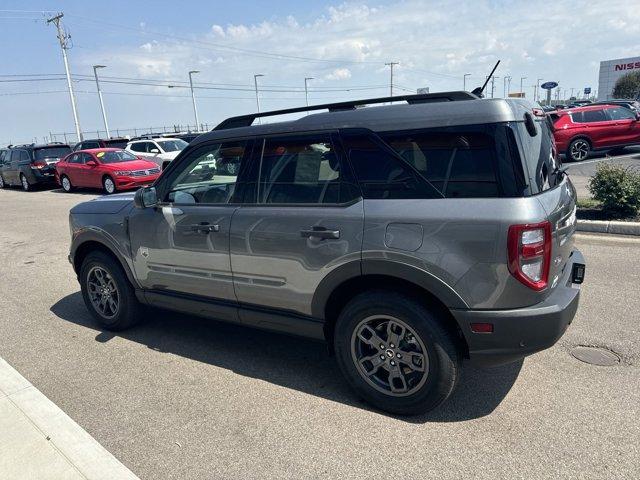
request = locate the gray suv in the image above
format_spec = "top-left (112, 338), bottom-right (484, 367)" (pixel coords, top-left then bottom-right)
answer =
top-left (67, 92), bottom-right (585, 415)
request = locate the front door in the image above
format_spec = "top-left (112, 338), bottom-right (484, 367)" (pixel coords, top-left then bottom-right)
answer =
top-left (230, 132), bottom-right (364, 318)
top-left (129, 138), bottom-right (252, 303)
top-left (605, 106), bottom-right (640, 146)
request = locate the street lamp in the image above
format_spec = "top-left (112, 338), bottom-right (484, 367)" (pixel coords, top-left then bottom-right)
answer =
top-left (254, 74), bottom-right (264, 123)
top-left (520, 77), bottom-right (527, 96)
top-left (93, 65), bottom-right (110, 138)
top-left (463, 73), bottom-right (471, 91)
top-left (188, 70), bottom-right (200, 132)
top-left (304, 77), bottom-right (314, 108)
top-left (503, 76), bottom-right (512, 98)
top-left (535, 78), bottom-right (543, 102)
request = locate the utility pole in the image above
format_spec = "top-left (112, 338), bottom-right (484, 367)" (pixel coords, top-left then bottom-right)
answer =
top-left (503, 76), bottom-right (512, 98)
top-left (520, 77), bottom-right (527, 97)
top-left (254, 74), bottom-right (264, 123)
top-left (385, 62), bottom-right (399, 97)
top-left (490, 76), bottom-right (498, 98)
top-left (47, 13), bottom-right (82, 142)
top-left (304, 77), bottom-right (313, 108)
top-left (92, 65), bottom-right (110, 138)
top-left (463, 73), bottom-right (471, 91)
top-left (188, 70), bottom-right (200, 132)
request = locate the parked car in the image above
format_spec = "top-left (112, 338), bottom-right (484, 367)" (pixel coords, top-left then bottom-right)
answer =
top-left (68, 92), bottom-right (585, 415)
top-left (568, 100), bottom-right (592, 108)
top-left (72, 138), bottom-right (129, 151)
top-left (0, 148), bottom-right (10, 189)
top-left (590, 99), bottom-right (640, 113)
top-left (0, 143), bottom-right (71, 191)
top-left (550, 104), bottom-right (640, 161)
top-left (55, 148), bottom-right (160, 194)
top-left (125, 137), bottom-right (188, 170)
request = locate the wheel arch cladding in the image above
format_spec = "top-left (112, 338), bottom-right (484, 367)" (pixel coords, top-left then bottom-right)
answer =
top-left (73, 240), bottom-right (138, 288)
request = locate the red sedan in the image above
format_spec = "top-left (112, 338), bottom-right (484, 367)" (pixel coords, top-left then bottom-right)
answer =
top-left (55, 148), bottom-right (161, 194)
top-left (551, 104), bottom-right (640, 161)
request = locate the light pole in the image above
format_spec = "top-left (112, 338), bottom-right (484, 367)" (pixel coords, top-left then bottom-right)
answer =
top-left (385, 62), bottom-right (399, 97)
top-left (463, 73), bottom-right (471, 91)
top-left (520, 77), bottom-right (527, 97)
top-left (188, 70), bottom-right (200, 132)
top-left (535, 78), bottom-right (543, 102)
top-left (92, 65), bottom-right (110, 138)
top-left (304, 77), bottom-right (314, 108)
top-left (503, 76), bottom-right (511, 98)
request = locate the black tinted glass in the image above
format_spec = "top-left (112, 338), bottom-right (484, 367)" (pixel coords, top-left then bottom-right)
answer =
top-left (34, 147), bottom-right (71, 160)
top-left (582, 109), bottom-right (607, 123)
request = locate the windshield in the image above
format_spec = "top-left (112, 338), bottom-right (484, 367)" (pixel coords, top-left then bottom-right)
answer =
top-left (157, 139), bottom-right (188, 152)
top-left (34, 146), bottom-right (71, 160)
top-left (96, 150), bottom-right (139, 164)
top-left (104, 139), bottom-right (128, 149)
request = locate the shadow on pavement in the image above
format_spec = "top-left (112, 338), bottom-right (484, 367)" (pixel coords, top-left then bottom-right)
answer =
top-left (50, 291), bottom-right (522, 423)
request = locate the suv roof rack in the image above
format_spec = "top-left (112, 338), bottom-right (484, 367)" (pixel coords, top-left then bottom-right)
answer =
top-left (214, 91), bottom-right (479, 130)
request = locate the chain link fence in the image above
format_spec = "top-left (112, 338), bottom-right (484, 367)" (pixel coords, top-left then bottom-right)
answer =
top-left (40, 123), bottom-right (211, 145)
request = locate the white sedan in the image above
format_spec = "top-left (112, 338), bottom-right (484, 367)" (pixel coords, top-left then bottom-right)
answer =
top-left (125, 138), bottom-right (188, 170)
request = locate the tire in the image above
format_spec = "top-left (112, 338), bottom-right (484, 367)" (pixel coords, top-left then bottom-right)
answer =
top-left (334, 291), bottom-right (461, 415)
top-left (0, 175), bottom-right (5, 189)
top-left (60, 175), bottom-right (73, 192)
top-left (20, 173), bottom-right (31, 191)
top-left (103, 176), bottom-right (116, 194)
top-left (567, 138), bottom-right (591, 162)
top-left (79, 251), bottom-right (141, 331)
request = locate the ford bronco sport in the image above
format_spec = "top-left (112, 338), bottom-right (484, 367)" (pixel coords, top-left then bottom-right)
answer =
top-left (68, 92), bottom-right (585, 415)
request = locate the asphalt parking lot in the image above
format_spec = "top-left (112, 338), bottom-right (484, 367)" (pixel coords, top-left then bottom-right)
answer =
top-left (564, 146), bottom-right (640, 199)
top-left (0, 187), bottom-right (639, 479)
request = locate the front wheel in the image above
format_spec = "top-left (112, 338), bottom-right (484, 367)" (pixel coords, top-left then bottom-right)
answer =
top-left (567, 138), bottom-right (590, 162)
top-left (79, 251), bottom-right (141, 330)
top-left (334, 291), bottom-right (461, 415)
top-left (103, 176), bottom-right (116, 194)
top-left (20, 173), bottom-right (31, 191)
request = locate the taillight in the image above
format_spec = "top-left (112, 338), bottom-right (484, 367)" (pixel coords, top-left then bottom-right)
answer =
top-left (507, 221), bottom-right (552, 291)
top-left (31, 161), bottom-right (47, 169)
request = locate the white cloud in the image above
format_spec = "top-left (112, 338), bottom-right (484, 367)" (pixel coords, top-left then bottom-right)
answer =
top-left (325, 68), bottom-right (352, 80)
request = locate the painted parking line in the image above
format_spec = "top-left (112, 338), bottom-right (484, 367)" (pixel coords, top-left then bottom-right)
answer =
top-left (564, 151), bottom-right (640, 168)
top-left (0, 357), bottom-right (139, 480)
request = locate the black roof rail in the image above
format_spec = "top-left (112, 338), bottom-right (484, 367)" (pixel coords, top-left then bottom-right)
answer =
top-left (214, 91), bottom-right (479, 130)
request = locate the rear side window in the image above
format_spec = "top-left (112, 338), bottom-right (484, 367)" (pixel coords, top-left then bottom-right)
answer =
top-left (256, 134), bottom-right (353, 204)
top-left (380, 130), bottom-right (500, 198)
top-left (516, 120), bottom-right (561, 193)
top-left (570, 111), bottom-right (583, 123)
top-left (129, 142), bottom-right (145, 152)
top-left (582, 109), bottom-right (607, 123)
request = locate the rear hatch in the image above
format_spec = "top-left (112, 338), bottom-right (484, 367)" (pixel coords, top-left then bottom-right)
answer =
top-left (33, 146), bottom-right (72, 174)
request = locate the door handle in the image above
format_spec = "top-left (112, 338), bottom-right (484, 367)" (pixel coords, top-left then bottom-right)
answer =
top-left (190, 222), bottom-right (220, 234)
top-left (300, 227), bottom-right (340, 239)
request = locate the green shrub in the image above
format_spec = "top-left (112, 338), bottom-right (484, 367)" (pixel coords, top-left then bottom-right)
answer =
top-left (587, 164), bottom-right (640, 215)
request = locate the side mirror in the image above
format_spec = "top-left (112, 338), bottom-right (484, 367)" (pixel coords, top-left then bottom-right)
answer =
top-left (86, 159), bottom-right (98, 166)
top-left (134, 186), bottom-right (158, 208)
top-left (150, 149), bottom-right (160, 154)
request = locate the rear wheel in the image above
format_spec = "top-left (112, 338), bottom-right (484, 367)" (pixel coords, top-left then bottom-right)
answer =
top-left (334, 291), bottom-right (461, 415)
top-left (567, 138), bottom-right (590, 162)
top-left (61, 175), bottom-right (73, 192)
top-left (103, 176), bottom-right (116, 194)
top-left (20, 173), bottom-right (31, 191)
top-left (79, 251), bottom-right (141, 331)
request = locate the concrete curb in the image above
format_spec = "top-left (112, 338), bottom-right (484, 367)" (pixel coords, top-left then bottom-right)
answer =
top-left (577, 219), bottom-right (640, 236)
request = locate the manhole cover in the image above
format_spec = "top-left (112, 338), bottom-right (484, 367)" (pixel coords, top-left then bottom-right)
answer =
top-left (570, 346), bottom-right (620, 366)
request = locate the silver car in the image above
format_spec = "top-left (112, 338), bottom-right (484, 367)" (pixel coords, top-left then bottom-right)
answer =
top-left (67, 92), bottom-right (585, 415)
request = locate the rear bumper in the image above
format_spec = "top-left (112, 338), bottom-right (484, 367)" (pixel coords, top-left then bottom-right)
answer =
top-left (452, 249), bottom-right (585, 367)
top-left (28, 169), bottom-right (57, 185)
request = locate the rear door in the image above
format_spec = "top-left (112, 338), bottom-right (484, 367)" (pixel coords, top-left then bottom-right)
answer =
top-left (580, 108), bottom-right (614, 148)
top-left (605, 106), bottom-right (640, 145)
top-left (229, 132), bottom-right (363, 318)
top-left (61, 153), bottom-right (82, 185)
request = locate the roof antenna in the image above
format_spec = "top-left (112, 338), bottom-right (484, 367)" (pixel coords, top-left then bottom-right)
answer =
top-left (471, 60), bottom-right (500, 98)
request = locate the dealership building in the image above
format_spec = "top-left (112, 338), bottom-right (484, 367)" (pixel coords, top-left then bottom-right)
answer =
top-left (598, 55), bottom-right (640, 100)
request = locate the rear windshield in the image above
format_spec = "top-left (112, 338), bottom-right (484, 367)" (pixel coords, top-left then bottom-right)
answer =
top-left (103, 139), bottom-right (128, 149)
top-left (97, 150), bottom-right (138, 163)
top-left (157, 139), bottom-right (188, 152)
top-left (34, 146), bottom-right (71, 160)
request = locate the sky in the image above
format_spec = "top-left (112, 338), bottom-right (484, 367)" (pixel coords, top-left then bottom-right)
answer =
top-left (1, 0), bottom-right (639, 145)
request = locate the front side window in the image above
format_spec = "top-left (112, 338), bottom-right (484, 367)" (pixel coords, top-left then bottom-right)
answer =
top-left (256, 135), bottom-right (348, 204)
top-left (582, 109), bottom-right (607, 123)
top-left (607, 107), bottom-right (636, 121)
top-left (165, 140), bottom-right (248, 204)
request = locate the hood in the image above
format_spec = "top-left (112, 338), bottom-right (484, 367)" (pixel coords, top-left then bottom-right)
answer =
top-left (102, 159), bottom-right (159, 171)
top-left (70, 192), bottom-right (136, 215)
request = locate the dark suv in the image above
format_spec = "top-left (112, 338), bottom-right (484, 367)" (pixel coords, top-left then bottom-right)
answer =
top-left (73, 138), bottom-right (129, 151)
top-left (67, 92), bottom-right (585, 415)
top-left (0, 143), bottom-right (72, 191)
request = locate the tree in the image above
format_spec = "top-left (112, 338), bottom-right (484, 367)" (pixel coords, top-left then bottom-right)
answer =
top-left (612, 71), bottom-right (640, 99)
